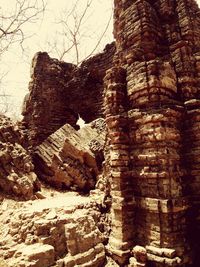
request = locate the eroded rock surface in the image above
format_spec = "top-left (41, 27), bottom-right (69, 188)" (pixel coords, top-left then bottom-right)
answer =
top-left (104, 0), bottom-right (200, 266)
top-left (0, 115), bottom-right (40, 199)
top-left (2, 0), bottom-right (200, 266)
top-left (0, 142), bottom-right (39, 199)
top-left (0, 115), bottom-right (23, 144)
top-left (34, 118), bottom-right (106, 192)
top-left (0, 191), bottom-right (108, 267)
top-left (22, 43), bottom-right (115, 146)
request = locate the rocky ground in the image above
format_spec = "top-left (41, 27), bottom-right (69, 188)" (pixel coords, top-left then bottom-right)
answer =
top-left (0, 184), bottom-right (117, 267)
top-left (0, 115), bottom-right (118, 267)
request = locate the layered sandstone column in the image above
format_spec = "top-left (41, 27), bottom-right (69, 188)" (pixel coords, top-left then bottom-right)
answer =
top-left (105, 0), bottom-right (200, 266)
top-left (104, 66), bottom-right (135, 264)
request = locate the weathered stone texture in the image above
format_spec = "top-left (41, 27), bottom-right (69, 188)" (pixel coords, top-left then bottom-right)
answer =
top-left (0, 115), bottom-right (40, 199)
top-left (104, 66), bottom-right (135, 265)
top-left (34, 118), bottom-right (106, 192)
top-left (22, 43), bottom-right (115, 146)
top-left (129, 246), bottom-right (147, 267)
top-left (104, 0), bottom-right (200, 266)
top-left (68, 42), bottom-right (116, 124)
top-left (22, 52), bottom-right (77, 146)
top-left (2, 0), bottom-right (200, 266)
top-left (0, 194), bottom-right (107, 267)
top-left (0, 142), bottom-right (39, 199)
top-left (0, 114), bottom-right (24, 144)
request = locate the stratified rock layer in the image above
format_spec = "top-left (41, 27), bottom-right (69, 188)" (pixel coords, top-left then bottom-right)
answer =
top-left (0, 193), bottom-right (107, 267)
top-left (0, 115), bottom-right (40, 199)
top-left (104, 0), bottom-right (200, 266)
top-left (22, 43), bottom-right (115, 146)
top-left (34, 119), bottom-right (106, 192)
top-left (1, 0), bottom-right (200, 266)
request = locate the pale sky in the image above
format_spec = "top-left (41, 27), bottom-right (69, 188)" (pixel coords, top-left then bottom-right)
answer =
top-left (0, 0), bottom-right (113, 117)
top-left (1, 0), bottom-right (200, 118)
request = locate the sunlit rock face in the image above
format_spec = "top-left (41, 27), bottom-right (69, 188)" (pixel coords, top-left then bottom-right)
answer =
top-left (2, 0), bottom-right (200, 266)
top-left (22, 43), bottom-right (115, 147)
top-left (0, 193), bottom-right (107, 267)
top-left (0, 114), bottom-right (40, 199)
top-left (34, 118), bottom-right (106, 192)
top-left (104, 0), bottom-right (200, 266)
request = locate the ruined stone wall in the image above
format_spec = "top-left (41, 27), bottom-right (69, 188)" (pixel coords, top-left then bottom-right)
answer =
top-left (16, 0), bottom-right (200, 266)
top-left (104, 0), bottom-right (200, 266)
top-left (22, 52), bottom-right (77, 146)
top-left (34, 118), bottom-right (106, 192)
top-left (22, 43), bottom-right (115, 146)
top-left (0, 193), bottom-right (107, 267)
top-left (0, 115), bottom-right (40, 199)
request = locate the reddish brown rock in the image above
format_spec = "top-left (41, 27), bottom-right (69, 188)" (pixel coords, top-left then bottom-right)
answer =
top-left (22, 43), bottom-right (115, 146)
top-left (2, 0), bottom-right (200, 266)
top-left (0, 115), bottom-right (40, 199)
top-left (104, 0), bottom-right (200, 266)
top-left (0, 114), bottom-right (23, 144)
top-left (0, 142), bottom-right (39, 199)
top-left (0, 193), bottom-right (106, 267)
top-left (129, 246), bottom-right (147, 267)
top-left (34, 118), bottom-right (106, 192)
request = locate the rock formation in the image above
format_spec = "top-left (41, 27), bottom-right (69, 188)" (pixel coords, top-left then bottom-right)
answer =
top-left (1, 0), bottom-right (200, 266)
top-left (0, 192), bottom-right (107, 267)
top-left (0, 115), bottom-right (40, 199)
top-left (104, 0), bottom-right (200, 266)
top-left (0, 116), bottom-right (110, 267)
top-left (22, 43), bottom-right (115, 146)
top-left (34, 118), bottom-right (106, 192)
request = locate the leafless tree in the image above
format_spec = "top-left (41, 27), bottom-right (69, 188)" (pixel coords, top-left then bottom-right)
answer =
top-left (0, 0), bottom-right (46, 113)
top-left (0, 0), bottom-right (46, 55)
top-left (46, 0), bottom-right (112, 65)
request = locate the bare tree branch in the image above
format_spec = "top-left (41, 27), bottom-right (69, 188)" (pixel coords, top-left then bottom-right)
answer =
top-left (0, 0), bottom-right (46, 114)
top-left (57, 0), bottom-right (92, 64)
top-left (48, 0), bottom-right (112, 65)
top-left (0, 0), bottom-right (46, 55)
top-left (82, 12), bottom-right (112, 62)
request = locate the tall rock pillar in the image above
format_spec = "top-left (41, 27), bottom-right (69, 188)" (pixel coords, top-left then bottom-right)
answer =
top-left (104, 66), bottom-right (135, 264)
top-left (104, 0), bottom-right (200, 266)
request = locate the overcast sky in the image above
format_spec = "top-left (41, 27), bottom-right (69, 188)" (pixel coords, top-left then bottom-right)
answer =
top-left (1, 0), bottom-right (200, 118)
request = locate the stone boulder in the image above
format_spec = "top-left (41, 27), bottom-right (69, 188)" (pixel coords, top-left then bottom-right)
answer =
top-left (11, 244), bottom-right (55, 267)
top-left (34, 118), bottom-right (106, 192)
top-left (0, 193), bottom-right (106, 267)
top-left (0, 142), bottom-right (40, 199)
top-left (0, 114), bottom-right (40, 199)
top-left (0, 115), bottom-right (22, 144)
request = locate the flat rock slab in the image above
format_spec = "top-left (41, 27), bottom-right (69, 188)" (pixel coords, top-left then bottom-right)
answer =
top-left (17, 244), bottom-right (55, 267)
top-left (24, 194), bottom-right (92, 212)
